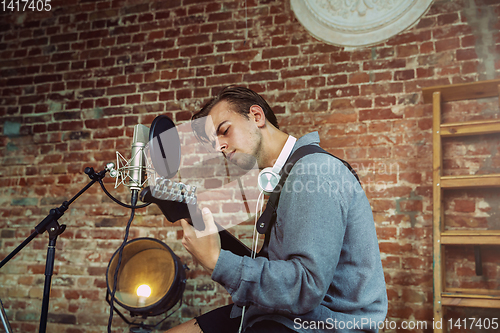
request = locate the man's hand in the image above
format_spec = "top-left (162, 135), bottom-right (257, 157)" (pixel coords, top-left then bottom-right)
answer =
top-left (180, 207), bottom-right (221, 274)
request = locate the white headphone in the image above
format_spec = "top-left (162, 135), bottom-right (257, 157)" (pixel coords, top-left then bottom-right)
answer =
top-left (257, 135), bottom-right (297, 194)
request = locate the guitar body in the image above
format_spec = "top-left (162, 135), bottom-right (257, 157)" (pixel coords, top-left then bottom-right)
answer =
top-left (140, 187), bottom-right (252, 257)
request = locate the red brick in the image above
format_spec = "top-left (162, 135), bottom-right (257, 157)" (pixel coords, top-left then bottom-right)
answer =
top-left (379, 242), bottom-right (413, 255)
top-left (439, 66), bottom-right (460, 76)
top-left (361, 82), bottom-right (403, 95)
top-left (349, 72), bottom-right (370, 84)
top-left (178, 34), bottom-right (210, 46)
top-left (461, 35), bottom-right (476, 48)
top-left (208, 11), bottom-right (232, 22)
top-left (394, 69), bottom-right (415, 81)
top-left (159, 91), bottom-right (175, 101)
top-left (359, 108), bottom-right (403, 121)
top-left (399, 198), bottom-right (423, 212)
top-left (243, 72), bottom-right (279, 82)
top-left (310, 54), bottom-right (330, 66)
top-left (400, 172), bottom-right (422, 184)
top-left (388, 30), bottom-right (432, 45)
top-left (142, 92), bottom-right (158, 102)
top-left (281, 67), bottom-right (320, 79)
top-left (363, 59), bottom-right (406, 71)
top-left (353, 98), bottom-right (372, 108)
top-left (352, 49), bottom-right (372, 61)
top-left (127, 73), bottom-right (143, 84)
top-left (301, 43), bottom-right (341, 54)
top-left (198, 44), bottom-right (213, 55)
top-left (437, 13), bottom-right (459, 26)
top-left (95, 98), bottom-right (109, 107)
top-left (250, 61), bottom-right (269, 71)
top-left (262, 46), bottom-right (299, 59)
top-left (221, 51), bottom-right (258, 63)
top-left (264, 31), bottom-right (284, 45)
top-left (318, 86), bottom-right (359, 99)
top-left (416, 67), bottom-right (435, 78)
top-left (110, 96), bottom-right (124, 106)
top-left (212, 31), bottom-right (244, 42)
top-left (322, 135), bottom-right (358, 148)
top-left (420, 41), bottom-right (435, 54)
top-left (454, 199), bottom-right (475, 213)
top-left (306, 76), bottom-right (325, 88)
top-left (433, 24), bottom-right (472, 39)
top-left (456, 48), bottom-right (478, 61)
top-left (190, 55), bottom-right (223, 66)
top-left (116, 35), bottom-right (132, 44)
top-left (374, 96), bottom-right (396, 107)
top-left (367, 146), bottom-right (391, 159)
top-left (106, 85), bottom-right (136, 95)
top-left (112, 75), bottom-right (127, 86)
top-left (231, 62), bottom-right (250, 73)
top-left (462, 60), bottom-right (479, 74)
top-left (270, 59), bottom-right (289, 70)
top-left (331, 51), bottom-right (351, 62)
top-left (435, 38), bottom-right (460, 52)
top-left (284, 78), bottom-right (305, 90)
top-left (322, 62), bottom-right (360, 74)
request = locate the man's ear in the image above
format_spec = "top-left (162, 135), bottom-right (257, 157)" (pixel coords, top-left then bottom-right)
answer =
top-left (249, 105), bottom-right (266, 127)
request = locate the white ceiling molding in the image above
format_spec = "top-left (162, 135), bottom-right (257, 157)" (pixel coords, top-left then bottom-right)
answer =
top-left (291, 0), bottom-right (434, 49)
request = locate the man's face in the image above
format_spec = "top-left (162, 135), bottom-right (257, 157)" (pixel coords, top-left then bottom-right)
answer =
top-left (204, 100), bottom-right (261, 170)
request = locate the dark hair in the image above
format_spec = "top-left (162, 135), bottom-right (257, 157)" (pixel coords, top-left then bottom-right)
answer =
top-left (191, 86), bottom-right (279, 144)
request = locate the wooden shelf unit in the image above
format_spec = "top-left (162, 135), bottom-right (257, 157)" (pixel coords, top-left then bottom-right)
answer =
top-left (443, 288), bottom-right (500, 307)
top-left (440, 174), bottom-right (500, 189)
top-left (422, 79), bottom-right (500, 333)
top-left (440, 230), bottom-right (500, 245)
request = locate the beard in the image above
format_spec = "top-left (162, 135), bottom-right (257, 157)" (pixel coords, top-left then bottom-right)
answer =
top-left (229, 152), bottom-right (258, 170)
top-left (227, 128), bottom-right (263, 170)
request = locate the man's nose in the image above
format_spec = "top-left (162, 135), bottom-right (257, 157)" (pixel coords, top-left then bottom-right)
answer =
top-left (215, 138), bottom-right (227, 152)
top-left (218, 143), bottom-right (228, 153)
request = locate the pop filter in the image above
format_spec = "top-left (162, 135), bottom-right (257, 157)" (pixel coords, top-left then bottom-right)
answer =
top-left (149, 115), bottom-right (181, 179)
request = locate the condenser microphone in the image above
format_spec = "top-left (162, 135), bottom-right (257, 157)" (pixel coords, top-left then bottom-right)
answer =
top-left (107, 124), bottom-right (150, 201)
top-left (129, 124), bottom-right (149, 191)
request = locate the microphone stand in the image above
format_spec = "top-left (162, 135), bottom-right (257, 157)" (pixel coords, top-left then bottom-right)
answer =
top-left (0, 166), bottom-right (110, 333)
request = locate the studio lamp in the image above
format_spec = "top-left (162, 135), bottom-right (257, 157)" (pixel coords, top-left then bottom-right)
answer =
top-left (106, 238), bottom-right (186, 332)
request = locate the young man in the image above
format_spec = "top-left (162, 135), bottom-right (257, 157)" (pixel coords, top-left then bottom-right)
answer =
top-left (166, 86), bottom-right (387, 333)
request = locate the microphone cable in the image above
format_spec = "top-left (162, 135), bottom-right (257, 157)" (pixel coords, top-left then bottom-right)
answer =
top-left (106, 189), bottom-right (138, 333)
top-left (238, 189), bottom-right (265, 333)
top-left (98, 178), bottom-right (150, 209)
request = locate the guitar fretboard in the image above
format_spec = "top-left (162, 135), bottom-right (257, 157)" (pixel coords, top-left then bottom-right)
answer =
top-left (151, 178), bottom-right (197, 204)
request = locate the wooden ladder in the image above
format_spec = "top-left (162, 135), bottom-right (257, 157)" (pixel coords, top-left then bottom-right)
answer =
top-left (423, 79), bottom-right (500, 333)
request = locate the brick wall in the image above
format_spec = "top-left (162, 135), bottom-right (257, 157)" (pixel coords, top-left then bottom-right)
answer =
top-left (1, 0), bottom-right (500, 332)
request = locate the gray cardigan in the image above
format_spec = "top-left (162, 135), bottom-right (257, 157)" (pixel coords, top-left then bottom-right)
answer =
top-left (212, 132), bottom-right (388, 332)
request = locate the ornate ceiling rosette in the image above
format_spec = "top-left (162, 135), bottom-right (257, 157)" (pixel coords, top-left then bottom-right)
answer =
top-left (291, 0), bottom-right (434, 48)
